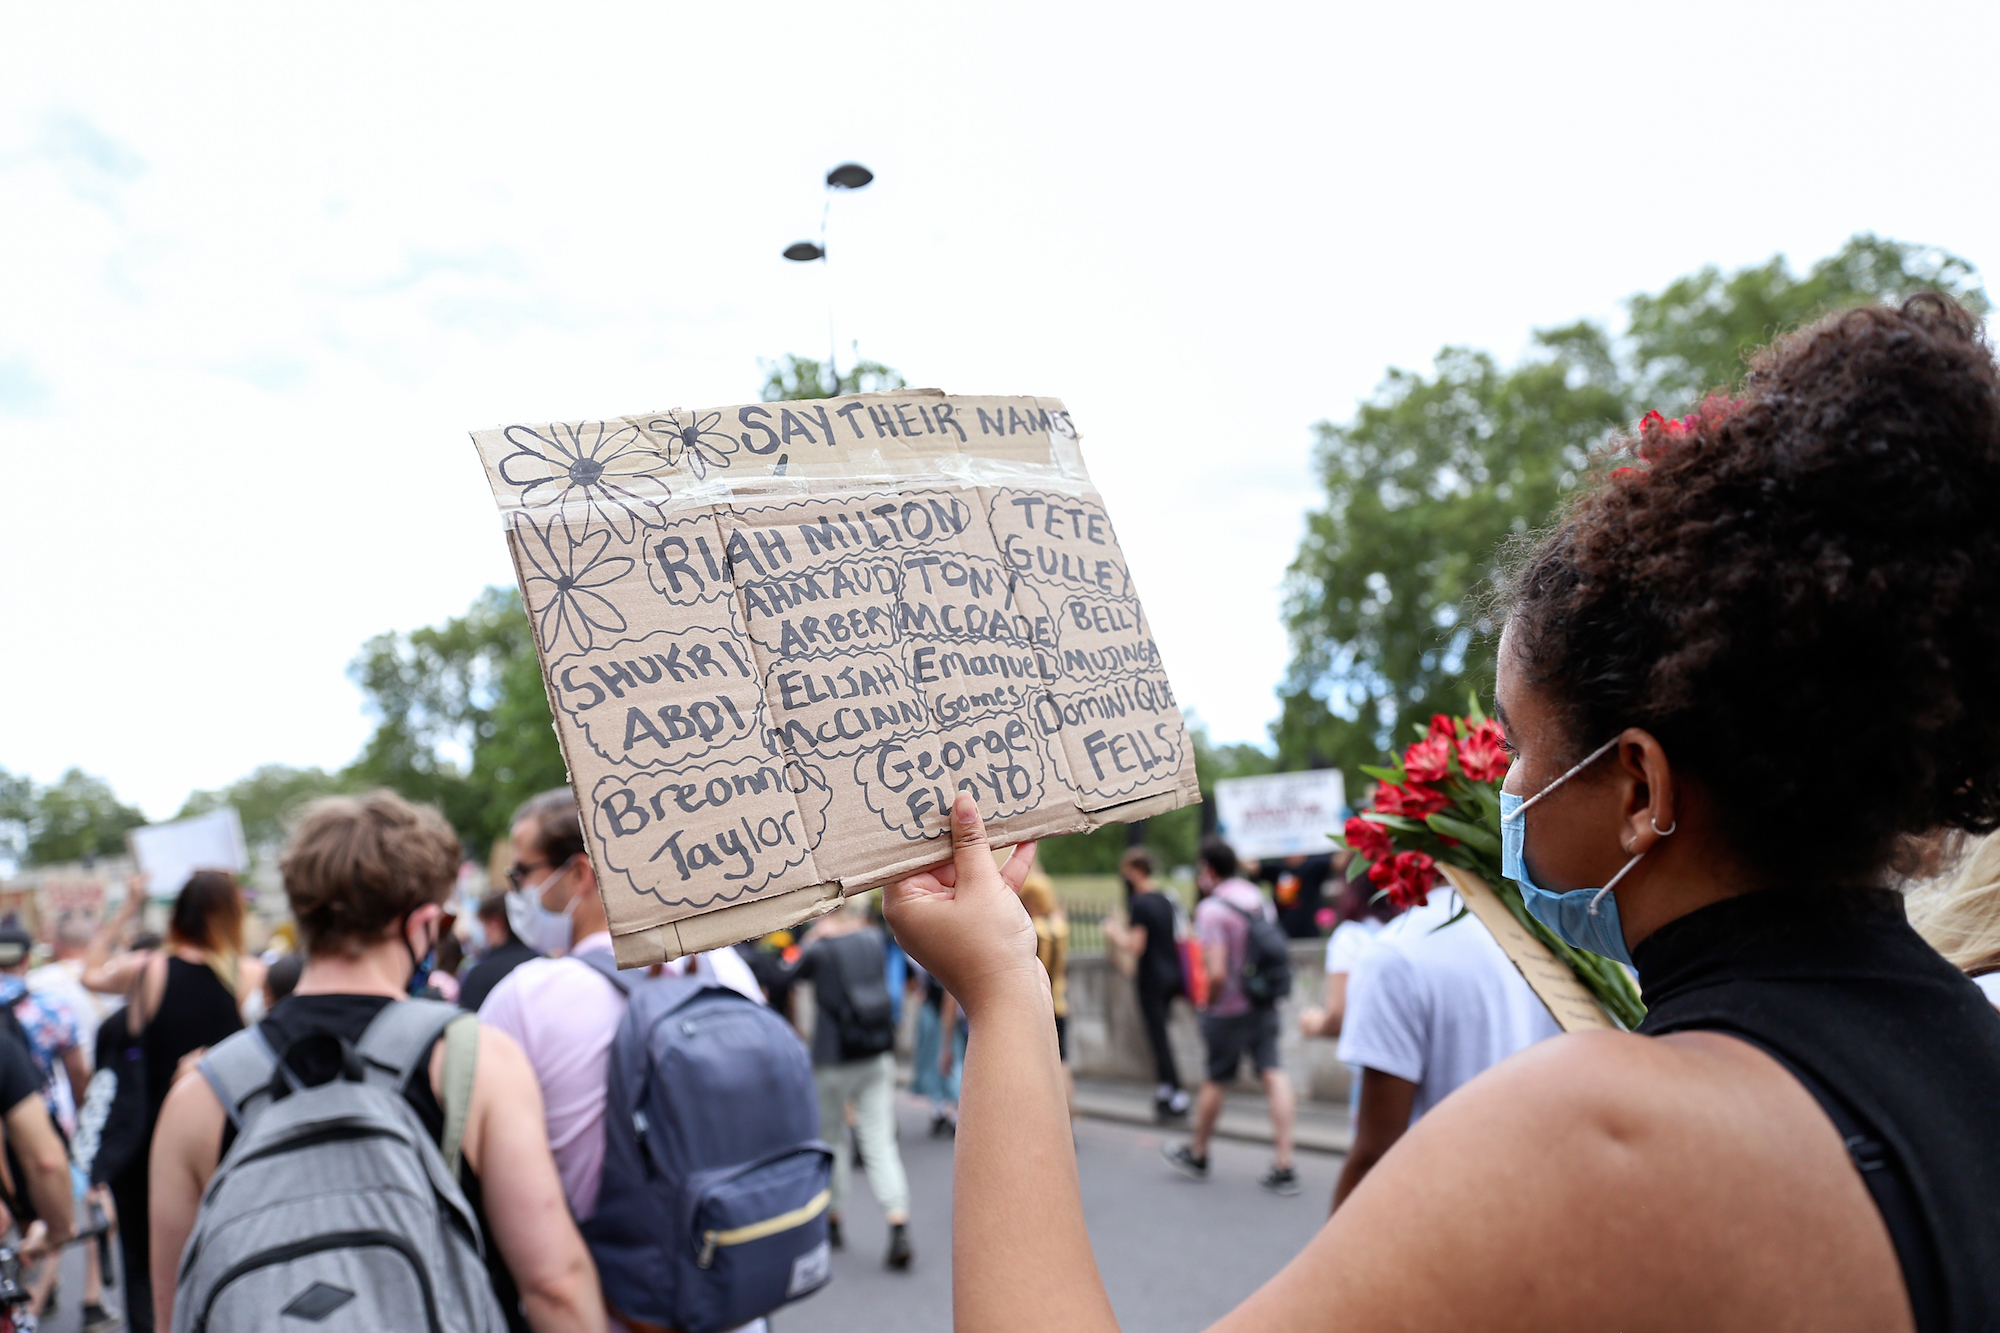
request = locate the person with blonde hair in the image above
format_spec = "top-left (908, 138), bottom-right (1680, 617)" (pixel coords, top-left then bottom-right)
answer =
top-left (1016, 854), bottom-right (1073, 1113)
top-left (1910, 832), bottom-right (2000, 1008)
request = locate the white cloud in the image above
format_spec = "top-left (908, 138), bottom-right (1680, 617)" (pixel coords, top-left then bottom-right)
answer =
top-left (3, 0), bottom-right (1998, 816)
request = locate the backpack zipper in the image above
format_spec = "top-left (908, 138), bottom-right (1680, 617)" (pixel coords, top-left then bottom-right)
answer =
top-left (194, 1229), bottom-right (441, 1333)
top-left (697, 1188), bottom-right (831, 1269)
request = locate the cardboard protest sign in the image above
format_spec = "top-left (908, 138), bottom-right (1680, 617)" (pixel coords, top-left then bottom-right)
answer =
top-left (1213, 770), bottom-right (1347, 862)
top-left (471, 392), bottom-right (1200, 966)
top-left (129, 808), bottom-right (248, 905)
top-left (1436, 864), bottom-right (1616, 1032)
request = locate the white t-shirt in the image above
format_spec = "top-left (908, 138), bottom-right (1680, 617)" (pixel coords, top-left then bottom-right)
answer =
top-left (1337, 891), bottom-right (1560, 1121)
top-left (1975, 973), bottom-right (2000, 1009)
top-left (1324, 919), bottom-right (1383, 975)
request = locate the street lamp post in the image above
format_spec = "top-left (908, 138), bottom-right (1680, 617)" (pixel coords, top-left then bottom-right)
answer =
top-left (783, 162), bottom-right (873, 393)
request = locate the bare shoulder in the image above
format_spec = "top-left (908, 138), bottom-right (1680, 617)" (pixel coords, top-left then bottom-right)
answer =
top-left (1221, 1031), bottom-right (1910, 1333)
top-left (154, 1060), bottom-right (228, 1175)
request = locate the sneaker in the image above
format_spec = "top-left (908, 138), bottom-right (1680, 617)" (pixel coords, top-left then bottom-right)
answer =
top-left (1154, 1093), bottom-right (1190, 1123)
top-left (82, 1304), bottom-right (124, 1333)
top-left (1260, 1164), bottom-right (1301, 1196)
top-left (1161, 1143), bottom-right (1209, 1179)
top-left (930, 1112), bottom-right (956, 1137)
top-left (828, 1217), bottom-right (844, 1251)
top-left (885, 1222), bottom-right (913, 1270)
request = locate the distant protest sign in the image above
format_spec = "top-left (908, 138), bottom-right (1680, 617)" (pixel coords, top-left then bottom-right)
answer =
top-left (129, 808), bottom-right (248, 903)
top-left (471, 392), bottom-right (1200, 966)
top-left (1213, 770), bottom-right (1346, 863)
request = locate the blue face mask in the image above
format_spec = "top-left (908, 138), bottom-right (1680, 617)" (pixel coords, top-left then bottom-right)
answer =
top-left (1499, 736), bottom-right (1667, 969)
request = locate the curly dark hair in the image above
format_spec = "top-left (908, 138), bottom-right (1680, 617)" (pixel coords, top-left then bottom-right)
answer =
top-left (1503, 293), bottom-right (2000, 887)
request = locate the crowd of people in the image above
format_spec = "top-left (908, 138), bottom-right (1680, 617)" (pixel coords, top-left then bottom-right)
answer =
top-left (4, 295), bottom-right (1996, 1330)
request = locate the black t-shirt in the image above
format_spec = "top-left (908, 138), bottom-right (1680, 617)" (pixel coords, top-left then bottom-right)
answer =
top-left (793, 929), bottom-right (888, 1066)
top-left (0, 1030), bottom-right (43, 1219)
top-left (1128, 890), bottom-right (1183, 993)
top-left (458, 941), bottom-right (539, 1012)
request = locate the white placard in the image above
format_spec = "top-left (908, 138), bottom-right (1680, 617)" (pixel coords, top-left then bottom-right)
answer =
top-left (129, 808), bottom-right (248, 902)
top-left (1212, 770), bottom-right (1347, 863)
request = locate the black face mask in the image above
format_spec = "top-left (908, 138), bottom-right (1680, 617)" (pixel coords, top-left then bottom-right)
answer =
top-left (403, 916), bottom-right (438, 996)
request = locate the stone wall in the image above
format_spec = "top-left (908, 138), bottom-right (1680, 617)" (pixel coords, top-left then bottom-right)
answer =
top-left (1064, 940), bottom-right (1351, 1104)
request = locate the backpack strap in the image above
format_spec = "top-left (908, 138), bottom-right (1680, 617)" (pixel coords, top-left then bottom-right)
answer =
top-left (354, 999), bottom-right (464, 1094)
top-left (576, 949), bottom-right (637, 995)
top-left (438, 1013), bottom-right (478, 1179)
top-left (198, 1026), bottom-right (282, 1131)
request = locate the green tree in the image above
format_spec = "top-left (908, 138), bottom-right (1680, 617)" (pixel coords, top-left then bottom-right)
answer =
top-left (1627, 234), bottom-right (1988, 408)
top-left (1277, 233), bottom-right (1988, 795)
top-left (345, 586), bottom-right (567, 852)
top-left (176, 764), bottom-right (352, 852)
top-left (760, 353), bottom-right (905, 402)
top-left (2, 768), bottom-right (149, 866)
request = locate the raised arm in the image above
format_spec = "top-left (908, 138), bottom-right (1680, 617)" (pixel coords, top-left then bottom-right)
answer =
top-left (884, 795), bottom-right (1118, 1333)
top-left (82, 877), bottom-right (148, 994)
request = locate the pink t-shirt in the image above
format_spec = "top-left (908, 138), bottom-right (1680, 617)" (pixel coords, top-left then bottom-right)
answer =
top-left (1194, 878), bottom-right (1274, 1017)
top-left (478, 934), bottom-right (628, 1219)
top-left (479, 934), bottom-right (769, 1220)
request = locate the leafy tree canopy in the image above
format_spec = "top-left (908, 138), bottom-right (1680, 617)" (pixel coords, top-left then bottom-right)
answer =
top-left (0, 766), bottom-right (148, 868)
top-left (760, 352), bottom-right (905, 402)
top-left (1277, 233), bottom-right (1987, 793)
top-left (176, 764), bottom-right (351, 853)
top-left (345, 585), bottom-right (567, 853)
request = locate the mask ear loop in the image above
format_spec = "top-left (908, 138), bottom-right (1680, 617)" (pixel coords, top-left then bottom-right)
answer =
top-left (1503, 736), bottom-right (1621, 823)
top-left (1589, 817), bottom-right (1677, 914)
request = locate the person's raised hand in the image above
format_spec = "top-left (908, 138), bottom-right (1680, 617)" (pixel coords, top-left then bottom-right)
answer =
top-left (883, 794), bottom-right (1042, 1018)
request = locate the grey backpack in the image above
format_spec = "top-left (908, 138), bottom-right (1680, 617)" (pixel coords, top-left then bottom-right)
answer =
top-left (175, 1000), bottom-right (506, 1333)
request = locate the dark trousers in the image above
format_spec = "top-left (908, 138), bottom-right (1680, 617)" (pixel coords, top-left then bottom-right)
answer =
top-left (1136, 977), bottom-right (1183, 1091)
top-left (112, 1168), bottom-right (153, 1333)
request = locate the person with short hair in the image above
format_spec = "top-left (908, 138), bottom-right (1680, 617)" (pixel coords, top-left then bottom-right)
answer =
top-left (459, 889), bottom-right (537, 1011)
top-left (1162, 838), bottom-right (1298, 1195)
top-left (148, 790), bottom-right (606, 1332)
top-left (1103, 846), bottom-right (1190, 1120)
top-left (479, 787), bottom-right (766, 1332)
top-left (789, 901), bottom-right (915, 1269)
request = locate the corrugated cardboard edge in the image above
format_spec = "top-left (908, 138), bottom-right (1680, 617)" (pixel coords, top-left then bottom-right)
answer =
top-left (614, 783), bottom-right (1201, 965)
top-left (1436, 864), bottom-right (1615, 1033)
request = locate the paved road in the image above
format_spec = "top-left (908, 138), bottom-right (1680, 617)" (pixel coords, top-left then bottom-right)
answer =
top-left (783, 1092), bottom-right (1343, 1333)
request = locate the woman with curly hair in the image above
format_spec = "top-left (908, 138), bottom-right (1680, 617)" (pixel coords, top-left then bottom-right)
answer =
top-left (886, 293), bottom-right (2000, 1331)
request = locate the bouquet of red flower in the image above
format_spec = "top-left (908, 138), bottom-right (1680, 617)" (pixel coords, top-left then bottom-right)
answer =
top-left (1334, 706), bottom-right (1646, 1028)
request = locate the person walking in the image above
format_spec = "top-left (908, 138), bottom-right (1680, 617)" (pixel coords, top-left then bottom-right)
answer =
top-left (478, 789), bottom-right (769, 1333)
top-left (908, 964), bottom-right (965, 1135)
top-left (1330, 883), bottom-right (1560, 1210)
top-left (883, 294), bottom-right (2000, 1330)
top-left (94, 871), bottom-right (255, 1333)
top-left (790, 902), bottom-right (913, 1268)
top-left (1104, 847), bottom-right (1190, 1120)
top-left (1162, 839), bottom-right (1297, 1195)
top-left (148, 790), bottom-right (605, 1332)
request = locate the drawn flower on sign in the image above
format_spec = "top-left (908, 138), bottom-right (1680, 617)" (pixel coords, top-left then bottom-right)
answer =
top-left (516, 510), bottom-right (635, 652)
top-left (496, 420), bottom-right (668, 543)
top-left (643, 410), bottom-right (739, 481)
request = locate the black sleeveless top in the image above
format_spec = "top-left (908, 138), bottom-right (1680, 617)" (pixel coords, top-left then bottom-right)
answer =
top-left (143, 957), bottom-right (244, 1128)
top-left (1635, 886), bottom-right (2000, 1333)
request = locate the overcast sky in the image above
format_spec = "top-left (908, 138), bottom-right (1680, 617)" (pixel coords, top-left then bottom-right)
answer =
top-left (5, 0), bottom-right (1998, 819)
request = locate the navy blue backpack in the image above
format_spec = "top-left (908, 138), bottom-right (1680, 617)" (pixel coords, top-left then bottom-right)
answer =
top-left (578, 955), bottom-right (833, 1333)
